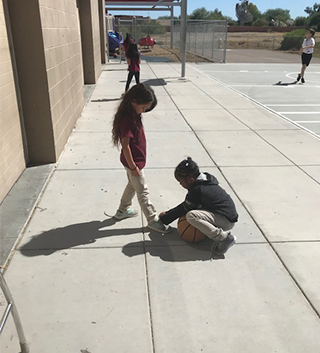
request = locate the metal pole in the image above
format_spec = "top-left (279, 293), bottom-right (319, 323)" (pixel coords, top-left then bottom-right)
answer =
top-left (194, 24), bottom-right (197, 54)
top-left (211, 25), bottom-right (215, 60)
top-left (170, 7), bottom-right (174, 49)
top-left (119, 18), bottom-right (122, 64)
top-left (180, 0), bottom-right (187, 78)
top-left (202, 23), bottom-right (205, 56)
top-left (223, 20), bottom-right (228, 63)
top-left (0, 273), bottom-right (29, 353)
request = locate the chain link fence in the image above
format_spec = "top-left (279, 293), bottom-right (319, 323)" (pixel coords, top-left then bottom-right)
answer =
top-left (173, 20), bottom-right (228, 63)
top-left (116, 18), bottom-right (228, 63)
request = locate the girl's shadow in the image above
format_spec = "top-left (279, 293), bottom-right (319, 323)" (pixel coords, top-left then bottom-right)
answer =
top-left (20, 218), bottom-right (142, 257)
top-left (122, 231), bottom-right (224, 262)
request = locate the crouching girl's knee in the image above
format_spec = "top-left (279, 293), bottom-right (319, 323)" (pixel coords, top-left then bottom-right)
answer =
top-left (186, 211), bottom-right (197, 223)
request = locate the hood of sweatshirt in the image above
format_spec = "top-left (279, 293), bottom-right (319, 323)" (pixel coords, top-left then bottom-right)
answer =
top-left (192, 172), bottom-right (218, 187)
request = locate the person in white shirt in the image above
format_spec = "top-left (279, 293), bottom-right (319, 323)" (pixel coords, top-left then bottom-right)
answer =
top-left (297, 28), bottom-right (316, 84)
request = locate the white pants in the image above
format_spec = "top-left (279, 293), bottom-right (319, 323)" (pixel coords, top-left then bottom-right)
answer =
top-left (186, 210), bottom-right (234, 241)
top-left (119, 168), bottom-right (157, 223)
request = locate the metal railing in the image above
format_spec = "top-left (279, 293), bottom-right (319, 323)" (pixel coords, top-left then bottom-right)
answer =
top-left (0, 272), bottom-right (29, 352)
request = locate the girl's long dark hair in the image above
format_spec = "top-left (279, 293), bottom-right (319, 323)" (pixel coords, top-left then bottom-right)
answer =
top-left (126, 43), bottom-right (139, 60)
top-left (124, 33), bottom-right (132, 45)
top-left (112, 83), bottom-right (157, 147)
top-left (175, 157), bottom-right (200, 179)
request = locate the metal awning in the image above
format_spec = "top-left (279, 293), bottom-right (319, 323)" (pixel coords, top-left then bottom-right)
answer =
top-left (105, 0), bottom-right (187, 77)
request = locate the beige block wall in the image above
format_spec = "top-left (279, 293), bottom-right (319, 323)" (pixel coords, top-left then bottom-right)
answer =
top-left (39, 0), bottom-right (84, 156)
top-left (92, 0), bottom-right (102, 78)
top-left (79, 0), bottom-right (102, 84)
top-left (0, 0), bottom-right (25, 203)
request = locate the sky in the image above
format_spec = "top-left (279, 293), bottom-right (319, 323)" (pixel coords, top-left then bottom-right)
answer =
top-left (108, 0), bottom-right (314, 20)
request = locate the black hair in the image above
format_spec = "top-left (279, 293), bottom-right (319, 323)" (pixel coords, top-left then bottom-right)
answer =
top-left (112, 84), bottom-right (157, 146)
top-left (175, 157), bottom-right (200, 179)
top-left (124, 33), bottom-right (132, 45)
top-left (308, 28), bottom-right (316, 37)
top-left (126, 43), bottom-right (139, 60)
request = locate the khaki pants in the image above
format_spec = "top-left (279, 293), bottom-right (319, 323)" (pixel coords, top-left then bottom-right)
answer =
top-left (119, 168), bottom-right (157, 223)
top-left (186, 210), bottom-right (234, 241)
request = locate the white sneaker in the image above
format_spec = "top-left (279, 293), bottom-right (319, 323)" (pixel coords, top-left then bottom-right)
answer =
top-left (148, 220), bottom-right (172, 234)
top-left (113, 209), bottom-right (138, 220)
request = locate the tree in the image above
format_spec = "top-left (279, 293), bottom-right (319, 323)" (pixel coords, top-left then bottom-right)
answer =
top-left (304, 3), bottom-right (320, 15)
top-left (264, 8), bottom-right (291, 24)
top-left (189, 7), bottom-right (210, 20)
top-left (207, 8), bottom-right (224, 21)
top-left (309, 12), bottom-right (320, 29)
top-left (294, 16), bottom-right (309, 26)
top-left (247, 3), bottom-right (262, 22)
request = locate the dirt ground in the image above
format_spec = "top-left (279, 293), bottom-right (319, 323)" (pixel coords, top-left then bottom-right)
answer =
top-left (140, 45), bottom-right (212, 63)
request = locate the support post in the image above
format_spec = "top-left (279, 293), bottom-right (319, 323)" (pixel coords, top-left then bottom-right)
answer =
top-left (180, 0), bottom-right (187, 78)
top-left (170, 7), bottom-right (174, 49)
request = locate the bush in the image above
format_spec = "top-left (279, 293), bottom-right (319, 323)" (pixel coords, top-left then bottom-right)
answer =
top-left (279, 29), bottom-right (306, 50)
top-left (309, 13), bottom-right (320, 31)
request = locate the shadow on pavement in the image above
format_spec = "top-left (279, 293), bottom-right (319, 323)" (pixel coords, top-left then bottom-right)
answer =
top-left (20, 218), bottom-right (142, 257)
top-left (91, 98), bottom-right (121, 102)
top-left (273, 80), bottom-right (298, 86)
top-left (122, 231), bottom-right (223, 262)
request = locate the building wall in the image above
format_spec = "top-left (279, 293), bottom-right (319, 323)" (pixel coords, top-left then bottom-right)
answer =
top-left (39, 0), bottom-right (84, 155)
top-left (0, 0), bottom-right (26, 203)
top-left (79, 0), bottom-right (102, 84)
top-left (1, 0), bottom-right (104, 203)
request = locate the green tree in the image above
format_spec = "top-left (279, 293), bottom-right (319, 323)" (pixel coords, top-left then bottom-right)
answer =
top-left (304, 3), bottom-right (320, 15)
top-left (264, 8), bottom-right (291, 23)
top-left (294, 16), bottom-right (309, 26)
top-left (189, 7), bottom-right (210, 20)
top-left (207, 8), bottom-right (224, 20)
top-left (252, 18), bottom-right (269, 26)
top-left (309, 12), bottom-right (320, 30)
top-left (247, 3), bottom-right (262, 22)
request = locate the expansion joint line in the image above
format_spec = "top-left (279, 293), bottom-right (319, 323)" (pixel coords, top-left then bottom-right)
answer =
top-left (141, 212), bottom-right (156, 353)
top-left (147, 61), bottom-right (320, 321)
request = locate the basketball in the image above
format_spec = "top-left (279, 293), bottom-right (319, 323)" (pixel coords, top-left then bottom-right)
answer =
top-left (113, 53), bottom-right (118, 58)
top-left (177, 215), bottom-right (205, 243)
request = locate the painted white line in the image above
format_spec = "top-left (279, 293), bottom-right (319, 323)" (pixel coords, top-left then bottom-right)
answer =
top-left (286, 72), bottom-right (320, 84)
top-left (189, 64), bottom-right (320, 139)
top-left (279, 112), bottom-right (320, 114)
top-left (295, 121), bottom-right (320, 123)
top-left (267, 104), bottom-right (320, 107)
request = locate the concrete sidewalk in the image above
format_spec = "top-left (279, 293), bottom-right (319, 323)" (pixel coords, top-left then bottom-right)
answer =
top-left (1, 62), bottom-right (320, 353)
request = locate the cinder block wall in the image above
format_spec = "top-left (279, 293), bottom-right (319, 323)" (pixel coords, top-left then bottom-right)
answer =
top-left (7, 0), bottom-right (85, 164)
top-left (39, 0), bottom-right (84, 155)
top-left (79, 0), bottom-right (102, 84)
top-left (0, 0), bottom-right (26, 203)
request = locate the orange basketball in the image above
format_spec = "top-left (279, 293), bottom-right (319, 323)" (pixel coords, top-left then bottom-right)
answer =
top-left (177, 215), bottom-right (205, 243)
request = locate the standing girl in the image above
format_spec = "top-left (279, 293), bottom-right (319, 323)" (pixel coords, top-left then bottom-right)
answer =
top-left (125, 43), bottom-right (141, 91)
top-left (122, 33), bottom-right (134, 56)
top-left (111, 84), bottom-right (170, 233)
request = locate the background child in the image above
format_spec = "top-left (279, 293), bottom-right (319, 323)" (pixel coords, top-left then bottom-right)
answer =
top-left (122, 33), bottom-right (134, 57)
top-left (159, 157), bottom-right (238, 255)
top-left (111, 83), bottom-right (170, 233)
top-left (297, 28), bottom-right (316, 84)
top-left (125, 43), bottom-right (141, 91)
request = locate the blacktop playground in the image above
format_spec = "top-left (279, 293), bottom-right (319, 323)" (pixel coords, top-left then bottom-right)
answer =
top-left (1, 57), bottom-right (320, 352)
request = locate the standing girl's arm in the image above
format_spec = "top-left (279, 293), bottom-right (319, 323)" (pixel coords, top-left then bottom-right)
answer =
top-left (127, 58), bottom-right (131, 68)
top-left (121, 136), bottom-right (140, 176)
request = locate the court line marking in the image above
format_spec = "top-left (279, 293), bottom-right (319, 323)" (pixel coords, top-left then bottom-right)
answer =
top-left (286, 72), bottom-right (320, 84)
top-left (295, 121), bottom-right (320, 123)
top-left (189, 64), bottom-right (320, 139)
top-left (267, 104), bottom-right (320, 106)
top-left (279, 112), bottom-right (320, 114)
